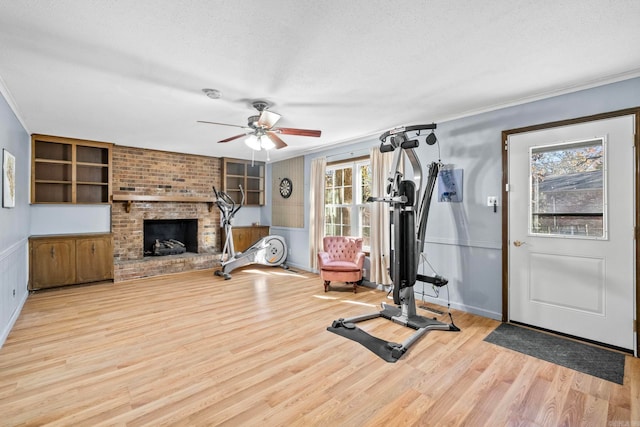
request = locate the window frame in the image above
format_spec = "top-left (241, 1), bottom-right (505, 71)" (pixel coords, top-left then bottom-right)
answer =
top-left (324, 157), bottom-right (371, 251)
top-left (528, 137), bottom-right (608, 240)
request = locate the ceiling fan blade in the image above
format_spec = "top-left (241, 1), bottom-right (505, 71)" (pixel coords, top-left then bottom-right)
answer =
top-left (266, 131), bottom-right (288, 149)
top-left (275, 127), bottom-right (322, 137)
top-left (197, 120), bottom-right (248, 130)
top-left (219, 133), bottom-right (249, 143)
top-left (257, 110), bottom-right (281, 129)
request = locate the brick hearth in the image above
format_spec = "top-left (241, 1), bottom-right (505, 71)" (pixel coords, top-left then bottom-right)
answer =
top-left (111, 146), bottom-right (222, 282)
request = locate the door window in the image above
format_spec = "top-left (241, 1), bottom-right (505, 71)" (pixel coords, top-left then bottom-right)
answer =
top-left (529, 138), bottom-right (606, 238)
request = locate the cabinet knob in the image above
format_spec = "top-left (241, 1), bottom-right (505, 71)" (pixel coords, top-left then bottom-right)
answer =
top-left (91, 243), bottom-right (96, 254)
top-left (50, 246), bottom-right (55, 258)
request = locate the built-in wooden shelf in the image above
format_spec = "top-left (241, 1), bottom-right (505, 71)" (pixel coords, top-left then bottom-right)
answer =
top-left (222, 158), bottom-right (265, 206)
top-left (112, 194), bottom-right (215, 213)
top-left (31, 134), bottom-right (112, 204)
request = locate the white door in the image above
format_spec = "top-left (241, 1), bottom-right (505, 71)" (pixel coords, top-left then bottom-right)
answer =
top-left (508, 115), bottom-right (635, 350)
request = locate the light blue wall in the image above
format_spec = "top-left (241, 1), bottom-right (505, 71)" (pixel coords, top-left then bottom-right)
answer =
top-left (30, 205), bottom-right (112, 235)
top-left (269, 77), bottom-right (640, 319)
top-left (0, 91), bottom-right (30, 346)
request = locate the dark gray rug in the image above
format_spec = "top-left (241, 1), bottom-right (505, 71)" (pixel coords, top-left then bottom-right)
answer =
top-left (484, 323), bottom-right (625, 384)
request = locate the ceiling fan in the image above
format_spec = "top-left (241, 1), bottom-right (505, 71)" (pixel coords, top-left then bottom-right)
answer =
top-left (198, 100), bottom-right (322, 150)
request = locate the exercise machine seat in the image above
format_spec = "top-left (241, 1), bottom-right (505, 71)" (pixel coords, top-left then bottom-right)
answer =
top-left (317, 236), bottom-right (365, 293)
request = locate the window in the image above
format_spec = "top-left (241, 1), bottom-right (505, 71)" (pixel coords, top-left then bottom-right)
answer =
top-left (530, 138), bottom-right (606, 238)
top-left (325, 159), bottom-right (371, 249)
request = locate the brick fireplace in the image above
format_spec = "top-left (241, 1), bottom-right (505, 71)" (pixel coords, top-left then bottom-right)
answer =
top-left (111, 146), bottom-right (222, 282)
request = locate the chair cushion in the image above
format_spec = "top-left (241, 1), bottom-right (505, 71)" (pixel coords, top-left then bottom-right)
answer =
top-left (320, 260), bottom-right (360, 272)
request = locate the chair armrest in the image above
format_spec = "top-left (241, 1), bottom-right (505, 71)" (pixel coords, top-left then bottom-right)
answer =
top-left (354, 252), bottom-right (366, 269)
top-left (317, 251), bottom-right (332, 267)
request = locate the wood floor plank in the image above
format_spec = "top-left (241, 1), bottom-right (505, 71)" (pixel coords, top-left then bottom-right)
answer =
top-left (629, 356), bottom-right (640, 423)
top-left (0, 267), bottom-right (636, 426)
top-left (534, 364), bottom-right (575, 426)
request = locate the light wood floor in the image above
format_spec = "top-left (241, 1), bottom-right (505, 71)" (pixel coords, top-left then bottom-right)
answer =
top-left (1, 267), bottom-right (638, 426)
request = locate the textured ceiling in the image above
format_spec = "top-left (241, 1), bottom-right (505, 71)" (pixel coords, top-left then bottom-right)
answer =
top-left (0, 0), bottom-right (639, 162)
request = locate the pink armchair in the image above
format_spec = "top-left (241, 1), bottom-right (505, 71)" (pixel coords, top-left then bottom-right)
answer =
top-left (317, 236), bottom-right (365, 293)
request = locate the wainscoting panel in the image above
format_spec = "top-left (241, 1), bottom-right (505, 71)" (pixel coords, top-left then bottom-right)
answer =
top-left (0, 239), bottom-right (29, 347)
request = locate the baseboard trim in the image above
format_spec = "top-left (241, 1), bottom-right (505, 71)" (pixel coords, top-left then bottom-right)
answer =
top-left (420, 295), bottom-right (502, 320)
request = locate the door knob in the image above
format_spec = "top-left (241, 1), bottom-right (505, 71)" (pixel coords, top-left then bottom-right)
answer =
top-left (513, 240), bottom-right (526, 247)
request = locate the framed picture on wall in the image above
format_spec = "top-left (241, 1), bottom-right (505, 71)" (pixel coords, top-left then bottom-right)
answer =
top-left (3, 149), bottom-right (16, 208)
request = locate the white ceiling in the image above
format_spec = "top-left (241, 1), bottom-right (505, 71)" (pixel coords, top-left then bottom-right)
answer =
top-left (1, 1), bottom-right (639, 163)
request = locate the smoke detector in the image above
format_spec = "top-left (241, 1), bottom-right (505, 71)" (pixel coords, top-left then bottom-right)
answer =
top-left (202, 88), bottom-right (222, 99)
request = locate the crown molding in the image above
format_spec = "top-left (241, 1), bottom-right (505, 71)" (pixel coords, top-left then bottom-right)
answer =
top-left (0, 73), bottom-right (29, 133)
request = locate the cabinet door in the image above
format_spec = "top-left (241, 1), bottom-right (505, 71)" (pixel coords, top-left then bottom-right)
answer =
top-left (232, 228), bottom-right (252, 253)
top-left (250, 227), bottom-right (269, 246)
top-left (30, 240), bottom-right (76, 289)
top-left (76, 236), bottom-right (113, 283)
top-left (221, 227), bottom-right (270, 253)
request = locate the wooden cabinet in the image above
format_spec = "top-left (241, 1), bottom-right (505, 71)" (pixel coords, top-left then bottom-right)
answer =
top-left (29, 233), bottom-right (113, 290)
top-left (30, 238), bottom-right (76, 289)
top-left (31, 134), bottom-right (112, 204)
top-left (221, 226), bottom-right (270, 253)
top-left (222, 158), bottom-right (265, 206)
top-left (76, 236), bottom-right (113, 283)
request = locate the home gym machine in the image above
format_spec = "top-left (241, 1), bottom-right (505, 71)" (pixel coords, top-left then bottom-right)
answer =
top-left (213, 186), bottom-right (288, 280)
top-left (328, 123), bottom-right (459, 362)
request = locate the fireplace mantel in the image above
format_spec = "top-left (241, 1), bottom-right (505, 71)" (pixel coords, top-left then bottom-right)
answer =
top-left (112, 194), bottom-right (215, 213)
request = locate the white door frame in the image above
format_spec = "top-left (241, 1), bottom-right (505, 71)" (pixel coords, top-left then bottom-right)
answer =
top-left (502, 108), bottom-right (640, 356)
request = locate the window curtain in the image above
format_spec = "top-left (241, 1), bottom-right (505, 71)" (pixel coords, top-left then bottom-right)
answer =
top-left (369, 147), bottom-right (395, 285)
top-left (309, 157), bottom-right (326, 270)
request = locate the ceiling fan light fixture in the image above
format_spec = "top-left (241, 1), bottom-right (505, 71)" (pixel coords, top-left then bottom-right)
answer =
top-left (244, 135), bottom-right (261, 150)
top-left (260, 135), bottom-right (275, 150)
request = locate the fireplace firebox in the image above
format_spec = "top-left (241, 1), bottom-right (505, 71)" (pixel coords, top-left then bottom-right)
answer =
top-left (143, 219), bottom-right (198, 256)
